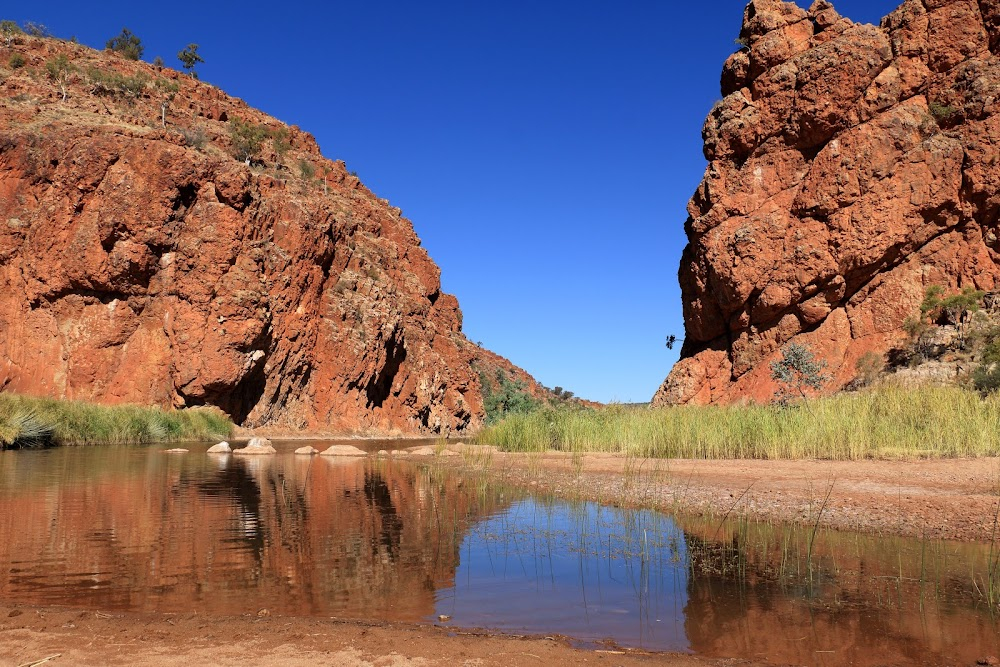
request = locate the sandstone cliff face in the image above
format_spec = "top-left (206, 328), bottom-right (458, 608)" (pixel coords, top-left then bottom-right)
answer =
top-left (0, 37), bottom-right (535, 432)
top-left (655, 0), bottom-right (1000, 405)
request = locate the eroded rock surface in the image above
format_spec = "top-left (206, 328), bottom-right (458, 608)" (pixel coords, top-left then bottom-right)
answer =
top-left (0, 37), bottom-right (540, 433)
top-left (656, 0), bottom-right (1000, 405)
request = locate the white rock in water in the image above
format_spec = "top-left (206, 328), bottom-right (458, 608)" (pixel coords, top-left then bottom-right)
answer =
top-left (164, 448), bottom-right (189, 453)
top-left (295, 446), bottom-right (320, 455)
top-left (407, 446), bottom-right (437, 456)
top-left (320, 445), bottom-right (368, 457)
top-left (234, 439), bottom-right (277, 455)
top-left (206, 442), bottom-right (232, 454)
top-left (377, 449), bottom-right (390, 457)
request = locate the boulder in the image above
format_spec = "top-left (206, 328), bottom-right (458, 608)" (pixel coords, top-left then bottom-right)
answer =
top-left (206, 442), bottom-right (232, 454)
top-left (233, 438), bottom-right (277, 455)
top-left (294, 446), bottom-right (319, 455)
top-left (320, 445), bottom-right (368, 457)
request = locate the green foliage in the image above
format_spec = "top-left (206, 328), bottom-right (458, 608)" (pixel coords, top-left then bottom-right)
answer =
top-left (298, 159), bottom-right (315, 180)
top-left (8, 52), bottom-right (25, 69)
top-left (770, 342), bottom-right (829, 404)
top-left (228, 117), bottom-right (270, 164)
top-left (153, 77), bottom-right (180, 94)
top-left (913, 284), bottom-right (985, 352)
top-left (929, 100), bottom-right (959, 123)
top-left (480, 369), bottom-right (539, 424)
top-left (550, 386), bottom-right (576, 402)
top-left (271, 126), bottom-right (291, 165)
top-left (45, 53), bottom-right (74, 101)
top-left (973, 339), bottom-right (1000, 395)
top-left (0, 20), bottom-right (21, 47)
top-left (152, 55), bottom-right (164, 68)
top-left (106, 27), bottom-right (143, 60)
top-left (177, 43), bottom-right (203, 75)
top-left (734, 35), bottom-right (749, 48)
top-left (919, 284), bottom-right (945, 320)
top-left (86, 67), bottom-right (148, 98)
top-left (0, 393), bottom-right (233, 449)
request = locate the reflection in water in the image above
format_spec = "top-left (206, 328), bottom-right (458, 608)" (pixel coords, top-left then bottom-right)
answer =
top-left (0, 446), bottom-right (510, 620)
top-left (0, 445), bottom-right (998, 665)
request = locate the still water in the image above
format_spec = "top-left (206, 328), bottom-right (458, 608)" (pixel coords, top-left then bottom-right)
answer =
top-left (0, 442), bottom-right (998, 666)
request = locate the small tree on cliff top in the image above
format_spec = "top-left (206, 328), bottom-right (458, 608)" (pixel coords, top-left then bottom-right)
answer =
top-left (106, 28), bottom-right (143, 60)
top-left (177, 43), bottom-right (203, 77)
top-left (770, 342), bottom-right (829, 405)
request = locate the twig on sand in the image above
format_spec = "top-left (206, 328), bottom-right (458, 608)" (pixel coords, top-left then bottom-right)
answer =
top-left (18, 654), bottom-right (62, 667)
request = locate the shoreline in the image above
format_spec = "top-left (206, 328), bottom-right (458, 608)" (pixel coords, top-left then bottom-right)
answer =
top-left (433, 448), bottom-right (1000, 543)
top-left (0, 603), bottom-right (735, 667)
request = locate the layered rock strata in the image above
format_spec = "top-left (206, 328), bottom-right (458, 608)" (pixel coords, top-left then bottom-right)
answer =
top-left (656, 0), bottom-right (1000, 405)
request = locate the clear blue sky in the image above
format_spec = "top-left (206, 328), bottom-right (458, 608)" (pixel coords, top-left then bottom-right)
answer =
top-left (12, 1), bottom-right (901, 403)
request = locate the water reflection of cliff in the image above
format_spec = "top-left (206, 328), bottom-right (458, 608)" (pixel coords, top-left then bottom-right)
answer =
top-left (0, 449), bottom-right (513, 621)
top-left (681, 521), bottom-right (1000, 666)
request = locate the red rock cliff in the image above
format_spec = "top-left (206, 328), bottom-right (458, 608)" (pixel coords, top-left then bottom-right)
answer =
top-left (0, 37), bottom-right (538, 432)
top-left (655, 0), bottom-right (1000, 405)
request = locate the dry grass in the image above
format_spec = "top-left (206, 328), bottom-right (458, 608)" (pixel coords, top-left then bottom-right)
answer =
top-left (477, 386), bottom-right (1000, 460)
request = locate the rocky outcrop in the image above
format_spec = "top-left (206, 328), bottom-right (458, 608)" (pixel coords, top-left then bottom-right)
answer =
top-left (655, 0), bottom-right (1000, 405)
top-left (0, 36), bottom-right (539, 432)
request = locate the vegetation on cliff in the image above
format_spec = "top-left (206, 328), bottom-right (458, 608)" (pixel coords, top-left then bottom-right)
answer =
top-left (0, 393), bottom-right (233, 449)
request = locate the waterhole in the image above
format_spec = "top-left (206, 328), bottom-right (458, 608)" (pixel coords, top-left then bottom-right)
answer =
top-left (0, 442), bottom-right (997, 666)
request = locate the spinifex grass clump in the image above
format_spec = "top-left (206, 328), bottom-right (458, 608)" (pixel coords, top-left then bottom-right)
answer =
top-left (0, 393), bottom-right (233, 448)
top-left (477, 386), bottom-right (1000, 460)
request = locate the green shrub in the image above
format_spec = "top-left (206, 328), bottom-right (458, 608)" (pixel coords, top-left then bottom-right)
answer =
top-left (8, 52), bottom-right (25, 69)
top-left (929, 101), bottom-right (959, 123)
top-left (105, 27), bottom-right (143, 60)
top-left (0, 20), bottom-right (21, 47)
top-left (86, 67), bottom-right (148, 98)
top-left (228, 117), bottom-right (270, 164)
top-left (770, 342), bottom-right (829, 404)
top-left (479, 369), bottom-right (539, 424)
top-left (298, 159), bottom-right (315, 180)
top-left (45, 53), bottom-right (74, 101)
